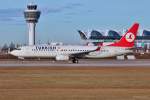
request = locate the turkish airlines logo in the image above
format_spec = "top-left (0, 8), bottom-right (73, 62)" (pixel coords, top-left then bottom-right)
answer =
top-left (125, 32), bottom-right (135, 42)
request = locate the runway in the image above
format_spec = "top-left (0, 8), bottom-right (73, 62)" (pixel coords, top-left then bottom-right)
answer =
top-left (0, 59), bottom-right (149, 67)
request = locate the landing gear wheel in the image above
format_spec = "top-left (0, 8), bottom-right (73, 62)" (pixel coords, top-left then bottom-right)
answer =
top-left (72, 58), bottom-right (79, 63)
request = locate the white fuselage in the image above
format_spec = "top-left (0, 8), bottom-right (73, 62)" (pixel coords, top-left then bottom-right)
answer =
top-left (10, 45), bottom-right (97, 58)
top-left (86, 46), bottom-right (132, 58)
top-left (10, 45), bottom-right (132, 60)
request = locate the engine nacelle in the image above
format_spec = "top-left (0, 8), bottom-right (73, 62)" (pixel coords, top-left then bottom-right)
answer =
top-left (56, 55), bottom-right (69, 61)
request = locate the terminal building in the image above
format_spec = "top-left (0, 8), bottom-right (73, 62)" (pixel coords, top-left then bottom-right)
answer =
top-left (79, 29), bottom-right (150, 52)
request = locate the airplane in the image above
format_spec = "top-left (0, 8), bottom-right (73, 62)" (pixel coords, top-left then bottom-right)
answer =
top-left (10, 23), bottom-right (139, 63)
top-left (10, 44), bottom-right (100, 63)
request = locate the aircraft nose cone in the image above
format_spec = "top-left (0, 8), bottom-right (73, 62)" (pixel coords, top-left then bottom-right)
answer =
top-left (10, 50), bottom-right (18, 56)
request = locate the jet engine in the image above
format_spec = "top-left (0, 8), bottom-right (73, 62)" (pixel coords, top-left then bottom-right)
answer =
top-left (56, 55), bottom-right (69, 61)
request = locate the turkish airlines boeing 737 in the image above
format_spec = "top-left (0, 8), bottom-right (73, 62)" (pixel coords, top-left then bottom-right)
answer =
top-left (10, 23), bottom-right (139, 63)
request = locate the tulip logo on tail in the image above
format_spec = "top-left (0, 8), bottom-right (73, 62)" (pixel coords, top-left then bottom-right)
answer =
top-left (125, 32), bottom-right (135, 42)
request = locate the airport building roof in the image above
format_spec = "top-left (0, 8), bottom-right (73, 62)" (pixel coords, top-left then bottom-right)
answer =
top-left (142, 30), bottom-right (150, 36)
top-left (84, 29), bottom-right (150, 40)
top-left (79, 29), bottom-right (150, 43)
top-left (107, 30), bottom-right (121, 37)
top-left (91, 30), bottom-right (103, 36)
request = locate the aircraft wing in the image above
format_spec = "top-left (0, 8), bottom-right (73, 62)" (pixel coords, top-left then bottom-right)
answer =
top-left (70, 47), bottom-right (100, 58)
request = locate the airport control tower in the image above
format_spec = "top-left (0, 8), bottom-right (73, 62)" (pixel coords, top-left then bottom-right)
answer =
top-left (24, 4), bottom-right (41, 45)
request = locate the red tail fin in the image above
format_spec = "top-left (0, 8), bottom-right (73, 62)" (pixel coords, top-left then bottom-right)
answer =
top-left (109, 23), bottom-right (139, 47)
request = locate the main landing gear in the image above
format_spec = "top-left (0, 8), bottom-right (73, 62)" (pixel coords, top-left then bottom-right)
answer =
top-left (72, 58), bottom-right (79, 63)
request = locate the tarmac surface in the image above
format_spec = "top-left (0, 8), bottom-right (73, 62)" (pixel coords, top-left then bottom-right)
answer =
top-left (0, 59), bottom-right (149, 67)
top-left (0, 59), bottom-right (150, 100)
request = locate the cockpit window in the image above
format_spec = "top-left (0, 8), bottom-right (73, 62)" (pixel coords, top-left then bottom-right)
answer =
top-left (15, 48), bottom-right (21, 50)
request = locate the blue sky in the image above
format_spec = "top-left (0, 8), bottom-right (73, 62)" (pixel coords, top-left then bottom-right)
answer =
top-left (0, 0), bottom-right (149, 45)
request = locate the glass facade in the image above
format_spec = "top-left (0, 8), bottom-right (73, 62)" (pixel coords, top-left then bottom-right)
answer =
top-left (91, 30), bottom-right (103, 36)
top-left (90, 30), bottom-right (103, 39)
top-left (143, 30), bottom-right (150, 36)
top-left (24, 10), bottom-right (41, 23)
top-left (27, 5), bottom-right (37, 10)
top-left (108, 30), bottom-right (120, 37)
